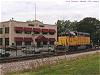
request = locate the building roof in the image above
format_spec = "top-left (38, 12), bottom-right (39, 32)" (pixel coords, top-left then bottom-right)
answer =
top-left (0, 19), bottom-right (56, 26)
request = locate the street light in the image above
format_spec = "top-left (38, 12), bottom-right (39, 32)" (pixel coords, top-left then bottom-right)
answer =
top-left (2, 24), bottom-right (5, 50)
top-left (32, 33), bottom-right (35, 51)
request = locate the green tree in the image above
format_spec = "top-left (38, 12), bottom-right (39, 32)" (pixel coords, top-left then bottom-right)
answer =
top-left (76, 17), bottom-right (100, 45)
top-left (57, 20), bottom-right (77, 36)
top-left (56, 17), bottom-right (100, 45)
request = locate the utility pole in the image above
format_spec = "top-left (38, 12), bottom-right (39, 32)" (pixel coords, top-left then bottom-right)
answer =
top-left (35, 2), bottom-right (36, 21)
top-left (3, 24), bottom-right (5, 49)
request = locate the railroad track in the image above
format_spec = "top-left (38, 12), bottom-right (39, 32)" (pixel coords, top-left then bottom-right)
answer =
top-left (0, 48), bottom-right (100, 63)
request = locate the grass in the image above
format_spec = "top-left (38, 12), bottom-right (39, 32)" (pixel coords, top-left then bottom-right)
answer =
top-left (8, 52), bottom-right (100, 75)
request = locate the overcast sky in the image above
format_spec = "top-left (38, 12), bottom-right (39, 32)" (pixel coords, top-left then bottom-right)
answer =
top-left (0, 0), bottom-right (99, 24)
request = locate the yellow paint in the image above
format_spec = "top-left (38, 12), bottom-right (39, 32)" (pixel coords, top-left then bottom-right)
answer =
top-left (57, 36), bottom-right (90, 46)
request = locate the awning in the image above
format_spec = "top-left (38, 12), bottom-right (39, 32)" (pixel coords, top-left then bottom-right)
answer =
top-left (35, 35), bottom-right (48, 42)
top-left (15, 27), bottom-right (23, 31)
top-left (24, 27), bottom-right (32, 32)
top-left (24, 37), bottom-right (33, 41)
top-left (42, 29), bottom-right (49, 33)
top-left (14, 37), bottom-right (23, 41)
top-left (33, 28), bottom-right (41, 32)
top-left (49, 38), bottom-right (56, 42)
top-left (49, 29), bottom-right (56, 33)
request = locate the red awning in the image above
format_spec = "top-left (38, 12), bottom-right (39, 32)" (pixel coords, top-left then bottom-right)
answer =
top-left (15, 27), bottom-right (23, 31)
top-left (49, 38), bottom-right (56, 41)
top-left (35, 35), bottom-right (48, 42)
top-left (14, 37), bottom-right (23, 41)
top-left (24, 27), bottom-right (32, 32)
top-left (24, 37), bottom-right (33, 41)
top-left (49, 29), bottom-right (56, 33)
top-left (33, 28), bottom-right (41, 32)
top-left (42, 29), bottom-right (49, 33)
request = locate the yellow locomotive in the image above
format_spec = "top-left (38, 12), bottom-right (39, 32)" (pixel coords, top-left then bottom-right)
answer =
top-left (56, 31), bottom-right (92, 51)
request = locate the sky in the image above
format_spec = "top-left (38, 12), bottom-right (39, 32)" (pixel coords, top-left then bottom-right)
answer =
top-left (0, 0), bottom-right (99, 24)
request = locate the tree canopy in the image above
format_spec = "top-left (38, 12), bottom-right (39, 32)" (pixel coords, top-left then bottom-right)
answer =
top-left (57, 20), bottom-right (77, 36)
top-left (56, 17), bottom-right (100, 45)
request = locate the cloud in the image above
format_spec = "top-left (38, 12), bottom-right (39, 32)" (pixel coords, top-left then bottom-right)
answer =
top-left (0, 0), bottom-right (99, 24)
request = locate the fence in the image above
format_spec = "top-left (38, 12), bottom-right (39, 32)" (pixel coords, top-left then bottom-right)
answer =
top-left (0, 45), bottom-right (55, 58)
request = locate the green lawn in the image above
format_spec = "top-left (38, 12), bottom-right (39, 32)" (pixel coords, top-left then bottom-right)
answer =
top-left (8, 53), bottom-right (100, 75)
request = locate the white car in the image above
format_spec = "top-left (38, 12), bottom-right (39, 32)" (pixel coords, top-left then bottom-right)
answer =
top-left (0, 48), bottom-right (10, 57)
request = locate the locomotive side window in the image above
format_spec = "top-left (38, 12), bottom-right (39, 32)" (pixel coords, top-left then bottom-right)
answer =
top-left (77, 32), bottom-right (90, 37)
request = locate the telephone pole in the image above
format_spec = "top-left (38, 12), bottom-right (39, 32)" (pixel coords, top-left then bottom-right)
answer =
top-left (35, 2), bottom-right (36, 21)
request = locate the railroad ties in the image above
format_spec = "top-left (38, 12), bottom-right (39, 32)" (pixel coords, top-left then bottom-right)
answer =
top-left (0, 48), bottom-right (100, 63)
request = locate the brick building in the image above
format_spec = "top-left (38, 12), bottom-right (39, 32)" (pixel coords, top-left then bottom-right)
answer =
top-left (0, 19), bottom-right (57, 48)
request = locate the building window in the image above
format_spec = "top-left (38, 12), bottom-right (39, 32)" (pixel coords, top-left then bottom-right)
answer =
top-left (15, 27), bottom-right (23, 34)
top-left (24, 41), bottom-right (31, 45)
top-left (15, 41), bottom-right (22, 46)
top-left (37, 42), bottom-right (42, 47)
top-left (33, 28), bottom-right (41, 33)
top-left (49, 32), bottom-right (55, 35)
top-left (43, 42), bottom-right (47, 45)
top-left (49, 29), bottom-right (56, 35)
top-left (0, 38), bottom-right (3, 45)
top-left (15, 31), bottom-right (22, 34)
top-left (49, 33), bottom-right (55, 35)
top-left (49, 42), bottom-right (54, 45)
top-left (0, 28), bottom-right (3, 34)
top-left (42, 32), bottom-right (48, 35)
top-left (42, 29), bottom-right (48, 34)
top-left (39, 25), bottom-right (44, 27)
top-left (28, 24), bottom-right (34, 26)
top-left (5, 27), bottom-right (9, 33)
top-left (24, 31), bottom-right (31, 34)
top-left (34, 32), bottom-right (40, 34)
top-left (5, 38), bottom-right (9, 45)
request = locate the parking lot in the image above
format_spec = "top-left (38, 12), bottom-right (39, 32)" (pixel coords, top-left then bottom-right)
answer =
top-left (0, 46), bottom-right (55, 58)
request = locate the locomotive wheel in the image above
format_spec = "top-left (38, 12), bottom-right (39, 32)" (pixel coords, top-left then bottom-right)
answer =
top-left (69, 46), bottom-right (78, 52)
top-left (69, 46), bottom-right (74, 51)
top-left (86, 45), bottom-right (92, 49)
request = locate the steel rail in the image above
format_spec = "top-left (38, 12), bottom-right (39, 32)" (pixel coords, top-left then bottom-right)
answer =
top-left (0, 48), bottom-right (99, 63)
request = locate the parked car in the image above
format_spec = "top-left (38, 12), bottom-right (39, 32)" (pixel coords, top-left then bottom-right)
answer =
top-left (0, 48), bottom-right (10, 57)
top-left (34, 46), bottom-right (55, 53)
top-left (21, 46), bottom-right (35, 54)
top-left (48, 46), bottom-right (55, 52)
top-left (21, 46), bottom-right (55, 54)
